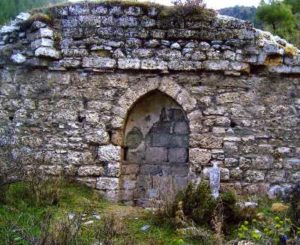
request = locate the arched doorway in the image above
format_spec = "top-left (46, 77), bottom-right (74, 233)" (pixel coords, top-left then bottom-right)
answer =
top-left (121, 90), bottom-right (190, 206)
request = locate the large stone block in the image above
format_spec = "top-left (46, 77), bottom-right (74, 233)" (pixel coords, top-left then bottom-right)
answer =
top-left (78, 166), bottom-right (104, 176)
top-left (82, 57), bottom-right (116, 69)
top-left (191, 134), bottom-right (223, 149)
top-left (96, 177), bottom-right (119, 190)
top-left (168, 148), bottom-right (188, 163)
top-left (284, 158), bottom-right (300, 170)
top-left (203, 60), bottom-right (229, 71)
top-left (245, 170), bottom-right (265, 182)
top-left (145, 147), bottom-right (168, 163)
top-left (98, 145), bottom-right (121, 162)
top-left (189, 148), bottom-right (211, 165)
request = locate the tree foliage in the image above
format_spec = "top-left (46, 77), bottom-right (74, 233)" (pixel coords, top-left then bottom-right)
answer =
top-left (0, 0), bottom-right (65, 25)
top-left (219, 6), bottom-right (262, 28)
top-left (256, 0), bottom-right (299, 46)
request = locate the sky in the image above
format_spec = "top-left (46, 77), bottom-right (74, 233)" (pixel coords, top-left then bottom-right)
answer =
top-left (69, 0), bottom-right (261, 9)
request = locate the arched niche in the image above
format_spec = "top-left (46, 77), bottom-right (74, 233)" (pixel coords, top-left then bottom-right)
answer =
top-left (120, 90), bottom-right (190, 206)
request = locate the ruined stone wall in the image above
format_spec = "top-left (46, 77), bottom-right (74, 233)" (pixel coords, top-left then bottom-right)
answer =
top-left (0, 2), bottom-right (299, 202)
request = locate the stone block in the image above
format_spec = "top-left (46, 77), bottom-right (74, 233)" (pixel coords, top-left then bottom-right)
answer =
top-left (141, 59), bottom-right (167, 70)
top-left (96, 177), bottom-right (119, 190)
top-left (29, 28), bottom-right (54, 40)
top-left (253, 155), bottom-right (274, 170)
top-left (151, 133), bottom-right (170, 147)
top-left (98, 145), bottom-right (121, 162)
top-left (31, 38), bottom-right (54, 50)
top-left (78, 166), bottom-right (104, 176)
top-left (140, 165), bottom-right (163, 175)
top-left (170, 135), bottom-right (189, 148)
top-left (203, 60), bottom-right (229, 71)
top-left (245, 170), bottom-right (265, 182)
top-left (118, 58), bottom-right (140, 69)
top-left (91, 5), bottom-right (108, 15)
top-left (85, 128), bottom-right (110, 145)
top-left (35, 47), bottom-right (60, 59)
top-left (191, 134), bottom-right (223, 149)
top-left (121, 164), bottom-right (139, 175)
top-left (82, 57), bottom-right (116, 69)
top-left (267, 170), bottom-right (285, 183)
top-left (171, 165), bottom-right (189, 177)
top-left (189, 148), bottom-right (211, 165)
top-left (122, 179), bottom-right (136, 190)
top-left (284, 158), bottom-right (300, 170)
top-left (216, 92), bottom-right (241, 104)
top-left (168, 148), bottom-right (188, 163)
top-left (290, 171), bottom-right (300, 183)
top-left (174, 122), bottom-right (189, 135)
top-left (38, 165), bottom-right (63, 176)
top-left (231, 167), bottom-right (243, 179)
top-left (76, 177), bottom-right (97, 188)
top-left (145, 147), bottom-right (168, 163)
top-left (104, 163), bottom-right (120, 177)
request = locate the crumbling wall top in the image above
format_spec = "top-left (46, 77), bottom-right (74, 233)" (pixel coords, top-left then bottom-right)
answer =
top-left (0, 0), bottom-right (299, 75)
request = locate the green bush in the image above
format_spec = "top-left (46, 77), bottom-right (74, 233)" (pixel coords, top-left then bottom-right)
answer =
top-left (286, 183), bottom-right (300, 227)
top-left (173, 182), bottom-right (248, 233)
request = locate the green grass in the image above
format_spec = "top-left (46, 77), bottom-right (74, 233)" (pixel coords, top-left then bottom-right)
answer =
top-left (0, 181), bottom-right (197, 245)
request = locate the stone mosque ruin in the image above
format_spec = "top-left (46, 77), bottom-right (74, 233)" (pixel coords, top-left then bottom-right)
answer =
top-left (0, 1), bottom-right (299, 205)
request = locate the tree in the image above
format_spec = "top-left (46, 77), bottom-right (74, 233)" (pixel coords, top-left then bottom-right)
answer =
top-left (284, 0), bottom-right (300, 14)
top-left (0, 0), bottom-right (66, 25)
top-left (256, 0), bottom-right (296, 35)
top-left (219, 6), bottom-right (263, 28)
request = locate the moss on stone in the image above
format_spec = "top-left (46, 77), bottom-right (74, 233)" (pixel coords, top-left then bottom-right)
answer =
top-left (284, 44), bottom-right (298, 57)
top-left (21, 13), bottom-right (54, 29)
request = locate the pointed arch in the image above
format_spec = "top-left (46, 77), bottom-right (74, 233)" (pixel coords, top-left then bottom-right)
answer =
top-left (111, 77), bottom-right (197, 130)
top-left (119, 88), bottom-right (191, 206)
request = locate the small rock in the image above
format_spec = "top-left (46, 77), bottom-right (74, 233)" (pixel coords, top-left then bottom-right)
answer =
top-left (11, 53), bottom-right (26, 64)
top-left (68, 213), bottom-right (75, 220)
top-left (141, 224), bottom-right (150, 232)
top-left (171, 42), bottom-right (181, 50)
top-left (271, 203), bottom-right (289, 212)
top-left (93, 214), bottom-right (101, 220)
top-left (83, 220), bottom-right (94, 226)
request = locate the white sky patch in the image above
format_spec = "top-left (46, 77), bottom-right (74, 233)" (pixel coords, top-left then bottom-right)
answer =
top-left (69, 0), bottom-right (261, 9)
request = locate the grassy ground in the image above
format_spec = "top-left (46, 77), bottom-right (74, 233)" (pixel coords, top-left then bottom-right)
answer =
top-left (1, 180), bottom-right (299, 244)
top-left (0, 181), bottom-right (197, 245)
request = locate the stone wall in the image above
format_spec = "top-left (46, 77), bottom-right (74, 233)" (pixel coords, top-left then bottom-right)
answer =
top-left (0, 1), bottom-right (299, 202)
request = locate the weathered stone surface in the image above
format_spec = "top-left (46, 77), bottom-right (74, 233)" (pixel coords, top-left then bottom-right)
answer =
top-left (245, 170), bottom-right (265, 182)
top-left (11, 53), bottom-right (26, 64)
top-left (78, 166), bottom-right (104, 176)
top-left (284, 158), bottom-right (300, 169)
top-left (141, 59), bottom-right (167, 70)
top-left (85, 128), bottom-right (110, 145)
top-left (31, 38), bottom-right (54, 50)
top-left (191, 134), bottom-right (223, 149)
top-left (189, 148), bottom-right (211, 165)
top-left (96, 177), bottom-right (119, 190)
top-left (203, 60), bottom-right (229, 71)
top-left (0, 1), bottom-right (299, 204)
top-left (82, 57), bottom-right (116, 69)
top-left (35, 47), bottom-right (60, 59)
top-left (118, 58), bottom-right (140, 69)
top-left (98, 145), bottom-right (121, 162)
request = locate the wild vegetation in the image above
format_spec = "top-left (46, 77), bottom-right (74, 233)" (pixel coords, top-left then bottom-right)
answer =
top-left (0, 0), bottom-right (66, 25)
top-left (1, 167), bottom-right (299, 245)
top-left (220, 0), bottom-right (300, 47)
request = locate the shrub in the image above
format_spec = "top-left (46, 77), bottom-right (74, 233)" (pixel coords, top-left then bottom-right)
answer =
top-left (173, 181), bottom-right (248, 233)
top-left (286, 182), bottom-right (300, 227)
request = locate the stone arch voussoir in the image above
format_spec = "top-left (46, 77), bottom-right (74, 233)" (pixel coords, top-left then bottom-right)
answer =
top-left (111, 77), bottom-right (197, 130)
